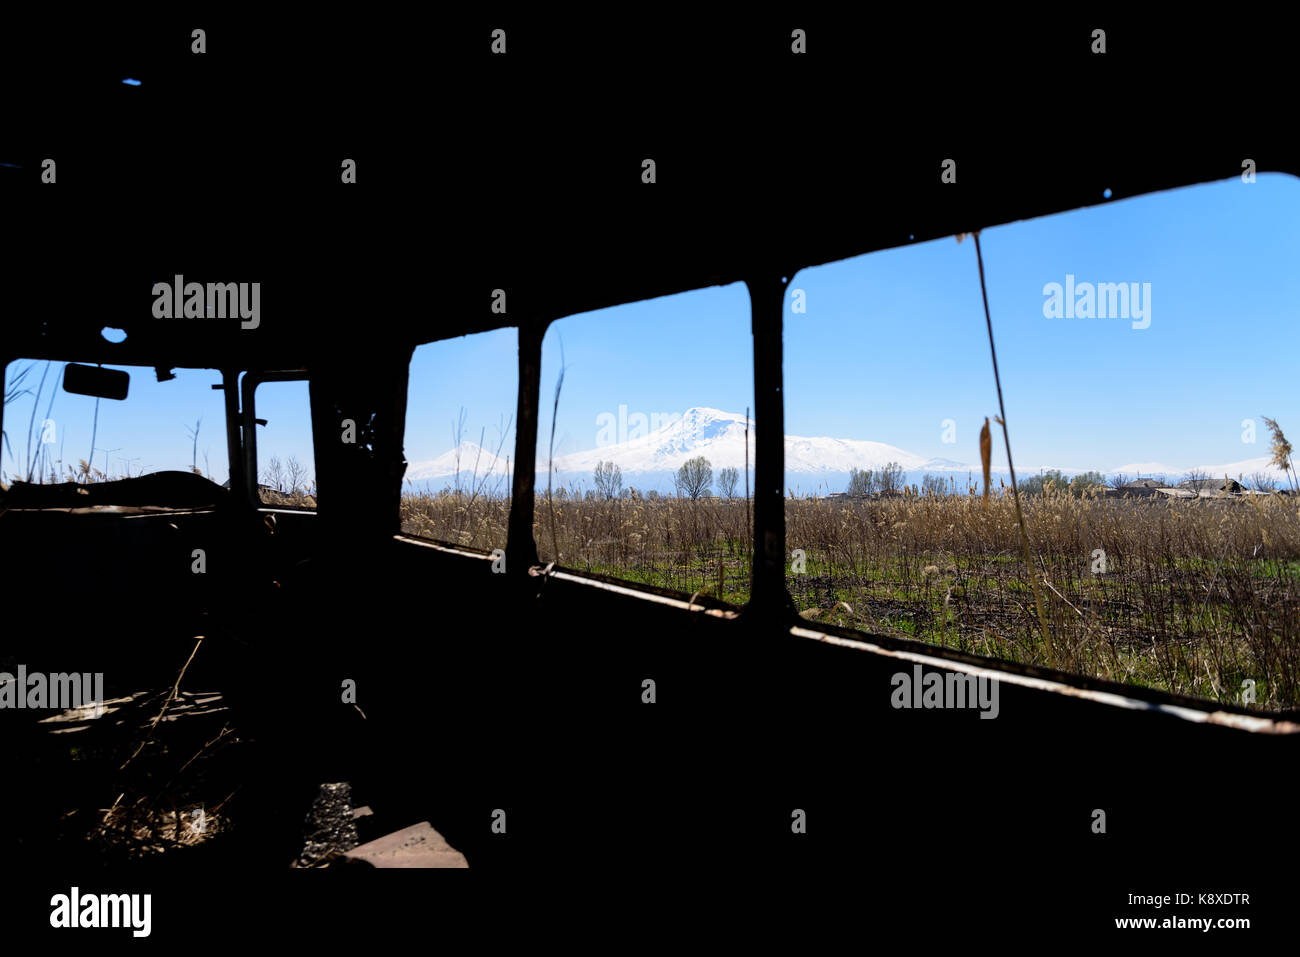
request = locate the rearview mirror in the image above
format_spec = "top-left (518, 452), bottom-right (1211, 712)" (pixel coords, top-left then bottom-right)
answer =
top-left (63, 363), bottom-right (130, 400)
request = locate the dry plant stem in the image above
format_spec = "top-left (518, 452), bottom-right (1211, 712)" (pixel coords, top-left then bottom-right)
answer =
top-left (744, 407), bottom-right (751, 556)
top-left (973, 232), bottom-right (1054, 659)
top-left (210, 788), bottom-right (238, 816)
top-left (547, 351), bottom-right (565, 565)
top-left (120, 635), bottom-right (205, 771)
top-left (24, 360), bottom-right (51, 481)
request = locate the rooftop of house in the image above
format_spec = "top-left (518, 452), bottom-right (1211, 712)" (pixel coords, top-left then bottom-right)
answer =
top-left (1179, 478), bottom-right (1244, 492)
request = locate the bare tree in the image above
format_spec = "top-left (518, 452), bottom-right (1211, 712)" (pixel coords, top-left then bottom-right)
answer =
top-left (593, 460), bottom-right (623, 500)
top-left (921, 473), bottom-right (946, 497)
top-left (1248, 471), bottom-right (1277, 492)
top-left (878, 461), bottom-right (905, 493)
top-left (185, 417), bottom-right (202, 472)
top-left (285, 455), bottom-right (306, 493)
top-left (675, 456), bottom-right (712, 500)
top-left (718, 466), bottom-right (739, 499)
top-left (263, 455), bottom-right (285, 492)
top-left (1108, 472), bottom-right (1131, 491)
top-left (847, 467), bottom-right (876, 497)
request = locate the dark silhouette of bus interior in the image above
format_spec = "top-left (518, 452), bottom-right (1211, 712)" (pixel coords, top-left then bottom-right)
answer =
top-left (2, 147), bottom-right (1296, 886)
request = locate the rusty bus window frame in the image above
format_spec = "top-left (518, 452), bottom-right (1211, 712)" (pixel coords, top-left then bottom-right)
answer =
top-left (505, 320), bottom-right (539, 573)
top-left (746, 273), bottom-right (795, 618)
top-left (240, 368), bottom-right (312, 509)
top-left (499, 294), bottom-right (785, 615)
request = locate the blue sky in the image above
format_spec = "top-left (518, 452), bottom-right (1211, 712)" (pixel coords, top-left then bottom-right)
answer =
top-left (522, 171), bottom-right (1300, 477)
top-left (5, 173), bottom-right (1299, 487)
top-left (0, 370), bottom-right (312, 486)
top-left (406, 329), bottom-right (520, 467)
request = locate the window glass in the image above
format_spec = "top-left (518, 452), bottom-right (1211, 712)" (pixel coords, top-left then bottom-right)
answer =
top-left (252, 379), bottom-right (315, 507)
top-left (2, 361), bottom-right (227, 486)
top-left (536, 283), bottom-right (753, 604)
top-left (401, 329), bottom-right (518, 548)
top-left (784, 174), bottom-right (1300, 711)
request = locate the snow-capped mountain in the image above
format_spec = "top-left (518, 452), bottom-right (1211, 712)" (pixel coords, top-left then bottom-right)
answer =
top-left (1107, 456), bottom-right (1292, 482)
top-left (405, 442), bottom-right (511, 482)
top-left (548, 407), bottom-right (968, 476)
top-left (1105, 461), bottom-right (1180, 477)
top-left (405, 407), bottom-right (974, 492)
top-left (404, 407), bottom-right (1296, 494)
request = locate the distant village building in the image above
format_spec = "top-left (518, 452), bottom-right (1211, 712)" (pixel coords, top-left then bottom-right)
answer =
top-left (1178, 478), bottom-right (1245, 497)
top-left (1118, 478), bottom-right (1164, 498)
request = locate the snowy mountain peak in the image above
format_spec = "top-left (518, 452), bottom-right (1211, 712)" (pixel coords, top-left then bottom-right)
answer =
top-left (555, 409), bottom-right (967, 478)
top-left (405, 408), bottom-right (974, 489)
top-left (405, 441), bottom-right (510, 481)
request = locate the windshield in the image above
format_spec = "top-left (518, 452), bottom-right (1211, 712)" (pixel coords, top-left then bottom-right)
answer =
top-left (1, 360), bottom-right (229, 488)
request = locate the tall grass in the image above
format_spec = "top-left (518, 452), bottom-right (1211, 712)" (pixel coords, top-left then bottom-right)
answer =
top-left (401, 485), bottom-right (1300, 710)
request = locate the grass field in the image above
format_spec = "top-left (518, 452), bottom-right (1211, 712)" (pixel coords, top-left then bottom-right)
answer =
top-left (400, 486), bottom-right (1300, 711)
top-left (8, 463), bottom-right (1295, 711)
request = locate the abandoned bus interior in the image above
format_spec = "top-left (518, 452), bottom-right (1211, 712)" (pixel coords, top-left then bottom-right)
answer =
top-left (2, 11), bottom-right (1295, 942)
